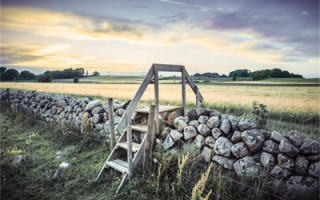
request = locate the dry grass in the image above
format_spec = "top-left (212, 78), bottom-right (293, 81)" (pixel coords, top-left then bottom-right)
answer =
top-left (1, 82), bottom-right (319, 113)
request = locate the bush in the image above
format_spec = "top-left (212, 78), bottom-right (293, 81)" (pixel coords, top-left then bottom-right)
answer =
top-left (252, 101), bottom-right (268, 127)
top-left (73, 76), bottom-right (79, 83)
top-left (38, 74), bottom-right (52, 82)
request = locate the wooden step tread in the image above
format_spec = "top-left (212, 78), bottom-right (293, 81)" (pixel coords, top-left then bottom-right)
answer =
top-left (132, 124), bottom-right (148, 132)
top-left (117, 142), bottom-right (141, 152)
top-left (135, 105), bottom-right (181, 114)
top-left (106, 159), bottom-right (128, 173)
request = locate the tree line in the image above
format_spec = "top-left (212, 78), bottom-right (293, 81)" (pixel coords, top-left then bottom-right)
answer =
top-left (0, 67), bottom-right (100, 82)
top-left (193, 68), bottom-right (303, 80)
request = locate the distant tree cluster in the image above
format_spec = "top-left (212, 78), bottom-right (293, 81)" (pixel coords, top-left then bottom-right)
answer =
top-left (194, 72), bottom-right (220, 78)
top-left (44, 68), bottom-right (85, 79)
top-left (0, 67), bottom-right (36, 81)
top-left (229, 68), bottom-right (303, 80)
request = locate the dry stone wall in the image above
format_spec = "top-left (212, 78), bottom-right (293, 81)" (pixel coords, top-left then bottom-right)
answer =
top-left (160, 108), bottom-right (320, 194)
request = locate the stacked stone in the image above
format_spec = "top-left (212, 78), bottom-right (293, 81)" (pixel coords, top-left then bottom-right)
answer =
top-left (161, 108), bottom-right (320, 192)
top-left (0, 90), bottom-right (125, 139)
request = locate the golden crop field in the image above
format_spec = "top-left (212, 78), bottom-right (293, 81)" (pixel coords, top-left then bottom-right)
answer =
top-left (1, 82), bottom-right (319, 114)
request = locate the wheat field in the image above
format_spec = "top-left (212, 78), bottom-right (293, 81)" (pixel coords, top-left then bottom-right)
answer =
top-left (1, 82), bottom-right (319, 113)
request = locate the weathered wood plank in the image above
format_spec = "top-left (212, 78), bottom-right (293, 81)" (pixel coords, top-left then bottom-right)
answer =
top-left (154, 63), bottom-right (183, 72)
top-left (106, 160), bottom-right (128, 173)
top-left (116, 65), bottom-right (154, 134)
top-left (108, 98), bottom-right (116, 149)
top-left (181, 67), bottom-right (186, 116)
top-left (143, 105), bottom-right (155, 169)
top-left (135, 105), bottom-right (182, 114)
top-left (117, 142), bottom-right (140, 152)
top-left (127, 113), bottom-right (133, 179)
top-left (184, 69), bottom-right (204, 103)
top-left (132, 124), bottom-right (148, 132)
top-left (196, 85), bottom-right (200, 109)
top-left (154, 67), bottom-right (160, 134)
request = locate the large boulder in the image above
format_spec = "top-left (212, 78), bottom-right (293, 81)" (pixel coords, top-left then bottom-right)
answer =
top-left (289, 132), bottom-right (303, 147)
top-left (220, 119), bottom-right (231, 134)
top-left (211, 128), bottom-right (222, 139)
top-left (170, 130), bottom-right (183, 142)
top-left (207, 116), bottom-right (220, 128)
top-left (196, 108), bottom-right (211, 116)
top-left (241, 129), bottom-right (265, 153)
top-left (183, 126), bottom-right (197, 140)
top-left (212, 155), bottom-right (235, 170)
top-left (260, 152), bottom-right (275, 170)
top-left (300, 138), bottom-right (320, 155)
top-left (308, 161), bottom-right (320, 178)
top-left (195, 135), bottom-right (205, 149)
top-left (231, 131), bottom-right (242, 143)
top-left (263, 140), bottom-right (280, 154)
top-left (197, 124), bottom-right (211, 136)
top-left (233, 156), bottom-right (262, 177)
top-left (279, 139), bottom-right (299, 158)
top-left (85, 100), bottom-right (101, 111)
top-left (228, 116), bottom-right (239, 131)
top-left (201, 147), bottom-right (212, 162)
top-left (188, 109), bottom-right (198, 121)
top-left (214, 137), bottom-right (233, 157)
top-left (198, 115), bottom-right (209, 124)
top-left (231, 142), bottom-right (249, 158)
top-left (163, 134), bottom-right (175, 150)
top-left (295, 155), bottom-right (309, 174)
top-left (270, 131), bottom-right (284, 143)
top-left (278, 153), bottom-right (295, 170)
top-left (238, 118), bottom-right (257, 131)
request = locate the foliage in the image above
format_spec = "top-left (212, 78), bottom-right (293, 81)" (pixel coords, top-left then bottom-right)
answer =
top-left (229, 68), bottom-right (303, 80)
top-left (229, 69), bottom-right (250, 77)
top-left (194, 72), bottom-right (220, 78)
top-left (44, 68), bottom-right (85, 79)
top-left (176, 152), bottom-right (189, 183)
top-left (191, 162), bottom-right (212, 200)
top-left (252, 101), bottom-right (268, 127)
top-left (93, 71), bottom-right (100, 76)
top-left (38, 74), bottom-right (52, 82)
top-left (0, 67), bottom-right (19, 81)
top-left (73, 76), bottom-right (79, 83)
top-left (19, 70), bottom-right (36, 80)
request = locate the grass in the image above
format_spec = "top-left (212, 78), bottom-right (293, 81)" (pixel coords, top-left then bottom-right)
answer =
top-left (1, 108), bottom-right (319, 200)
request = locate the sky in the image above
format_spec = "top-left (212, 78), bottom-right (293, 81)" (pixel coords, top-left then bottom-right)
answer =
top-left (0, 0), bottom-right (319, 77)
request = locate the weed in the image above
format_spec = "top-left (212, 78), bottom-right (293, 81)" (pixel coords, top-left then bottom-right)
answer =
top-left (252, 101), bottom-right (268, 128)
top-left (176, 152), bottom-right (189, 184)
top-left (191, 162), bottom-right (212, 200)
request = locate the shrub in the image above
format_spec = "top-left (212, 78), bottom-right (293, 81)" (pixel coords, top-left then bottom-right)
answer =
top-left (37, 74), bottom-right (52, 82)
top-left (73, 76), bottom-right (79, 83)
top-left (252, 101), bottom-right (268, 127)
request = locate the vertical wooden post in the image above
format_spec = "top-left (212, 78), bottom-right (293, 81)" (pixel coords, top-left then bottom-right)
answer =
top-left (153, 67), bottom-right (159, 134)
top-left (181, 67), bottom-right (186, 116)
top-left (196, 86), bottom-right (200, 109)
top-left (143, 105), bottom-right (155, 169)
top-left (127, 113), bottom-right (133, 179)
top-left (108, 98), bottom-right (116, 149)
top-left (6, 88), bottom-right (9, 103)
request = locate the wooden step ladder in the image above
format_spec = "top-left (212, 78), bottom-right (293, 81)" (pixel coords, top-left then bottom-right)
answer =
top-left (95, 64), bottom-right (204, 193)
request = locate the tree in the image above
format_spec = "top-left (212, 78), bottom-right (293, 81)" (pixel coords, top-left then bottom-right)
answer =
top-left (73, 76), bottom-right (79, 83)
top-left (93, 71), bottom-right (100, 76)
top-left (229, 69), bottom-right (250, 77)
top-left (2, 69), bottom-right (19, 80)
top-left (38, 74), bottom-right (52, 82)
top-left (19, 70), bottom-right (36, 80)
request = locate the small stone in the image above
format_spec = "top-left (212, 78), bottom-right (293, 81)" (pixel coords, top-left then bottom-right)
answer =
top-left (260, 152), bottom-right (275, 170)
top-left (278, 153), bottom-right (295, 170)
top-left (241, 129), bottom-right (265, 153)
top-left (206, 116), bottom-right (220, 128)
top-left (233, 156), bottom-right (262, 177)
top-left (238, 118), bottom-right (257, 131)
top-left (286, 176), bottom-right (319, 194)
top-left (308, 161), bottom-right (320, 178)
top-left (259, 129), bottom-right (271, 139)
top-left (174, 117), bottom-right (189, 132)
top-left (205, 136), bottom-right (216, 148)
top-left (196, 108), bottom-right (211, 116)
top-left (212, 155), bottom-right (235, 170)
top-left (12, 155), bottom-right (25, 167)
top-left (300, 138), bottom-right (320, 155)
top-left (195, 135), bottom-right (205, 149)
top-left (231, 142), bottom-right (249, 158)
top-left (167, 111), bottom-right (178, 126)
top-left (183, 126), bottom-right (197, 140)
top-left (188, 109), bottom-right (198, 120)
top-left (209, 109), bottom-right (221, 118)
top-left (307, 154), bottom-right (320, 162)
top-left (116, 108), bottom-right (125, 116)
top-left (214, 137), bottom-right (233, 157)
top-left (211, 128), bottom-right (222, 139)
top-left (188, 120), bottom-right (199, 128)
top-left (163, 134), bottom-right (175, 150)
top-left (289, 134), bottom-right (303, 147)
top-left (161, 127), bottom-right (171, 140)
top-left (270, 131), bottom-right (284, 143)
top-left (92, 114), bottom-right (102, 124)
top-left (170, 130), bottom-right (183, 141)
top-left (279, 139), bottom-right (299, 158)
top-left (220, 119), bottom-right (231, 134)
top-left (231, 131), bottom-right (242, 143)
top-left (295, 155), bottom-right (309, 173)
top-left (201, 147), bottom-right (212, 162)
top-left (263, 140), bottom-right (280, 154)
top-left (197, 124), bottom-right (211, 136)
top-left (59, 162), bottom-right (70, 169)
top-left (270, 165), bottom-right (292, 178)
top-left (91, 107), bottom-right (103, 115)
top-left (85, 100), bottom-right (101, 111)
